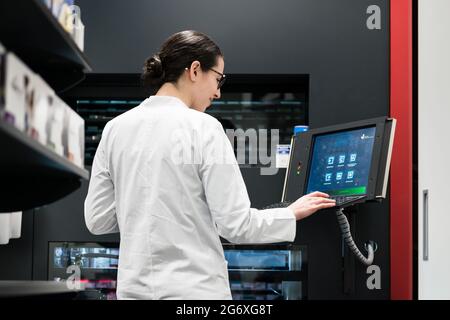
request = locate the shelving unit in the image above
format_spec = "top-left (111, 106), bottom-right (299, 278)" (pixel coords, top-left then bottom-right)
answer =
top-left (0, 121), bottom-right (89, 212)
top-left (0, 0), bottom-right (92, 92)
top-left (0, 0), bottom-right (91, 212)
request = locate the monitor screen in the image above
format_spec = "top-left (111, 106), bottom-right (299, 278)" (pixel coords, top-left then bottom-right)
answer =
top-left (306, 126), bottom-right (376, 196)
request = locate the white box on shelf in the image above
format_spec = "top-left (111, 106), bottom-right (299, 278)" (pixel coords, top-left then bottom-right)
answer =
top-left (52, 0), bottom-right (75, 34)
top-left (0, 41), bottom-right (4, 59)
top-left (0, 212), bottom-right (22, 245)
top-left (0, 42), bottom-right (4, 120)
top-left (71, 6), bottom-right (85, 51)
top-left (9, 212), bottom-right (22, 239)
top-left (276, 144), bottom-right (291, 168)
top-left (0, 214), bottom-right (11, 245)
top-left (32, 74), bottom-right (53, 145)
top-left (73, 17), bottom-right (85, 51)
top-left (46, 94), bottom-right (64, 156)
top-left (62, 106), bottom-right (84, 167)
top-left (23, 70), bottom-right (41, 140)
top-left (59, 3), bottom-right (74, 34)
top-left (3, 52), bottom-right (36, 132)
top-left (73, 110), bottom-right (84, 167)
top-left (51, 0), bottom-right (65, 20)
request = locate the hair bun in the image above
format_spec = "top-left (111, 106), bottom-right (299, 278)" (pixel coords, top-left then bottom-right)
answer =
top-left (142, 53), bottom-right (165, 87)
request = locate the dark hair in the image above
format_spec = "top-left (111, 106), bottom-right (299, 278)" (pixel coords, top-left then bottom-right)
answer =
top-left (142, 30), bottom-right (223, 89)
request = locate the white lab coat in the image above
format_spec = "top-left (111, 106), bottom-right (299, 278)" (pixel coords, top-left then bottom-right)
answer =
top-left (84, 95), bottom-right (296, 300)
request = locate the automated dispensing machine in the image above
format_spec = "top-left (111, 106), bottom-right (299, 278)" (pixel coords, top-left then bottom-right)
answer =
top-left (266, 116), bottom-right (396, 266)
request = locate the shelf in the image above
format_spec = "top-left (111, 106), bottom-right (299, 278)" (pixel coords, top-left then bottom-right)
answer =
top-left (0, 281), bottom-right (82, 298)
top-left (0, 121), bottom-right (89, 212)
top-left (0, 0), bottom-right (92, 92)
top-left (228, 270), bottom-right (306, 282)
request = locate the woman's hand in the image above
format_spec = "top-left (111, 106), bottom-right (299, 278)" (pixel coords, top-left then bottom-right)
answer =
top-left (288, 191), bottom-right (336, 220)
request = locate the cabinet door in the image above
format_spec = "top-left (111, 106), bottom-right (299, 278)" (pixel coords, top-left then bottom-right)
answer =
top-left (418, 0), bottom-right (450, 300)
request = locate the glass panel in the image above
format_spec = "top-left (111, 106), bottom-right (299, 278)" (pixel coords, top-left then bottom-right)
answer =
top-left (73, 75), bottom-right (309, 166)
top-left (223, 244), bottom-right (307, 300)
top-left (49, 242), bottom-right (307, 300)
top-left (48, 242), bottom-right (119, 300)
top-left (210, 91), bottom-right (307, 167)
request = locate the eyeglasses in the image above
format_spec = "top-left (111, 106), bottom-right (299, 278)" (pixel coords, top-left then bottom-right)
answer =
top-left (209, 68), bottom-right (226, 89)
top-left (185, 66), bottom-right (226, 89)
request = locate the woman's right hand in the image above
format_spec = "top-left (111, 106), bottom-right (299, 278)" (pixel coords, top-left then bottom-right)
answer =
top-left (288, 191), bottom-right (336, 221)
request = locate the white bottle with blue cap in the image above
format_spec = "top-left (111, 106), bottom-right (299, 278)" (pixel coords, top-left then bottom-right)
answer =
top-left (294, 125), bottom-right (309, 136)
top-left (276, 125), bottom-right (309, 168)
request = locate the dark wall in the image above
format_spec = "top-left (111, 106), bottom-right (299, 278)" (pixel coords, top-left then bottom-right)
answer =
top-left (0, 211), bottom-right (34, 280)
top-left (1, 0), bottom-right (390, 299)
top-left (78, 0), bottom-right (389, 128)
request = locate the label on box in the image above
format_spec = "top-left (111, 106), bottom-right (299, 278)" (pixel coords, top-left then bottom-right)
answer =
top-left (276, 144), bottom-right (291, 168)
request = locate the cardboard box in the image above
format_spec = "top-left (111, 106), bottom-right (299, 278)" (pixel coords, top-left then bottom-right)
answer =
top-left (3, 52), bottom-right (35, 132)
top-left (1, 45), bottom-right (85, 168)
top-left (62, 106), bottom-right (84, 167)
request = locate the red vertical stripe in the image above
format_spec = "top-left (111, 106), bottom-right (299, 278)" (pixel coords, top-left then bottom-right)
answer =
top-left (390, 0), bottom-right (413, 299)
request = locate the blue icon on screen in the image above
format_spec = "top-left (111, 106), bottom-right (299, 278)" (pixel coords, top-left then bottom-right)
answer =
top-left (327, 156), bottom-right (335, 165)
top-left (336, 172), bottom-right (343, 181)
top-left (325, 173), bottom-right (332, 182)
top-left (347, 171), bottom-right (354, 179)
top-left (339, 155), bottom-right (346, 164)
top-left (350, 153), bottom-right (357, 162)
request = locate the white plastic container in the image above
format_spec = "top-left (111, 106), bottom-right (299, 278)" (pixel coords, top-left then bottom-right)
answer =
top-left (32, 74), bottom-right (52, 145)
top-left (47, 95), bottom-right (65, 156)
top-left (4, 52), bottom-right (35, 132)
top-left (0, 214), bottom-right (11, 245)
top-left (71, 5), bottom-right (85, 51)
top-left (9, 212), bottom-right (22, 239)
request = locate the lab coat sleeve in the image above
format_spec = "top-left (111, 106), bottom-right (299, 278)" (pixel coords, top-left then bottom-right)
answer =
top-left (200, 121), bottom-right (296, 244)
top-left (84, 122), bottom-right (119, 235)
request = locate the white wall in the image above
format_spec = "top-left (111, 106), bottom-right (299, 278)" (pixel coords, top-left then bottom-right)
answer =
top-left (418, 0), bottom-right (450, 300)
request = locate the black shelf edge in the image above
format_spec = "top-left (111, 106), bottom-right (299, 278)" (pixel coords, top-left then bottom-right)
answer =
top-left (0, 121), bottom-right (89, 179)
top-left (0, 281), bottom-right (82, 298)
top-left (0, 121), bottom-right (89, 212)
top-left (0, 0), bottom-right (92, 91)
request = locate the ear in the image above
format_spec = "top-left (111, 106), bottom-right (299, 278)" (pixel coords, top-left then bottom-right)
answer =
top-left (188, 60), bottom-right (201, 79)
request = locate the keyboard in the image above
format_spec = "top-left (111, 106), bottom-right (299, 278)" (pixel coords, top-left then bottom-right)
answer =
top-left (330, 195), bottom-right (367, 207)
top-left (261, 201), bottom-right (293, 210)
top-left (261, 195), bottom-right (367, 210)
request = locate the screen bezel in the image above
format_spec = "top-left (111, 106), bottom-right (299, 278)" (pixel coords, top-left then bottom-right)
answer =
top-left (282, 117), bottom-right (395, 203)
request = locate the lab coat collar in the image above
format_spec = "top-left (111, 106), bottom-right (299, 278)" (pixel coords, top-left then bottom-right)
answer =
top-left (145, 95), bottom-right (189, 109)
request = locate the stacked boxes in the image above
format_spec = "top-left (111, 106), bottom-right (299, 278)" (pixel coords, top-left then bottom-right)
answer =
top-left (41, 0), bottom-right (85, 51)
top-left (63, 104), bottom-right (85, 167)
top-left (2, 51), bottom-right (31, 131)
top-left (0, 44), bottom-right (85, 168)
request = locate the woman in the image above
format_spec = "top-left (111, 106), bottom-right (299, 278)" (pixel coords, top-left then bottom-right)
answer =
top-left (84, 30), bottom-right (335, 300)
